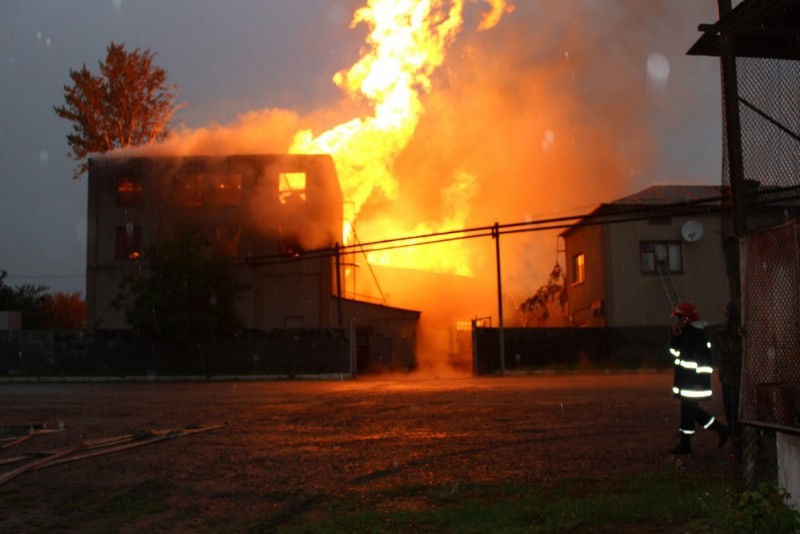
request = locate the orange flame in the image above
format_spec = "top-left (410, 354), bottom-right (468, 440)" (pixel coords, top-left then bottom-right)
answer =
top-left (290, 0), bottom-right (512, 277)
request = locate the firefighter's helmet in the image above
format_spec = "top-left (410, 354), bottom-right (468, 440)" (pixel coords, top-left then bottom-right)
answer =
top-left (671, 302), bottom-right (700, 326)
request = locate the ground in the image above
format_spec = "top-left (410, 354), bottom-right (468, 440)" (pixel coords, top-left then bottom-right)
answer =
top-left (0, 371), bottom-right (734, 531)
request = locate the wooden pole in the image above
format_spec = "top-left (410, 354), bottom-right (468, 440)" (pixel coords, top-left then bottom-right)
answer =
top-left (493, 223), bottom-right (505, 375)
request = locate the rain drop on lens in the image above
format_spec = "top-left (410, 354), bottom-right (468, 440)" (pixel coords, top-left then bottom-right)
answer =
top-left (646, 53), bottom-right (670, 83)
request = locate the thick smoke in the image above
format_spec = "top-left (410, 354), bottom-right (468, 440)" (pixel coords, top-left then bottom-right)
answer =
top-left (118, 1), bottom-right (719, 369)
top-left (353, 0), bottom-right (718, 311)
top-left (119, 108), bottom-right (300, 156)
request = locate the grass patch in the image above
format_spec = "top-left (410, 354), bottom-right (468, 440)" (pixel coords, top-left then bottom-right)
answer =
top-left (270, 471), bottom-right (800, 534)
top-left (42, 478), bottom-right (170, 532)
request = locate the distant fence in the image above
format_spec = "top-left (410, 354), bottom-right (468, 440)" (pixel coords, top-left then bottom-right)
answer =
top-left (0, 328), bottom-right (352, 378)
top-left (473, 326), bottom-right (723, 375)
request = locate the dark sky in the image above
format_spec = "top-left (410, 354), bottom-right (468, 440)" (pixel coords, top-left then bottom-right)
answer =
top-left (0, 0), bottom-right (724, 296)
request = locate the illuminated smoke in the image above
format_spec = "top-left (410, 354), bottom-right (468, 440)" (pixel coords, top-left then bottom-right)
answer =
top-left (115, 0), bottom-right (716, 367)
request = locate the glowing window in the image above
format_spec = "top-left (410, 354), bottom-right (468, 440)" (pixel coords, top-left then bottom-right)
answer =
top-left (214, 174), bottom-right (242, 206)
top-left (172, 174), bottom-right (203, 207)
top-left (116, 177), bottom-right (143, 207)
top-left (571, 253), bottom-right (585, 285)
top-left (455, 320), bottom-right (473, 332)
top-left (279, 172), bottom-right (307, 205)
top-left (115, 224), bottom-right (142, 260)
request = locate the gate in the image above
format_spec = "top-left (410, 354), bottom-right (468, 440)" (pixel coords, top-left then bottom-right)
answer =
top-left (739, 222), bottom-right (800, 432)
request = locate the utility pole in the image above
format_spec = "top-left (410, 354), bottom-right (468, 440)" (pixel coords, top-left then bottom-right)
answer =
top-left (493, 222), bottom-right (505, 375)
top-left (715, 0), bottom-right (754, 491)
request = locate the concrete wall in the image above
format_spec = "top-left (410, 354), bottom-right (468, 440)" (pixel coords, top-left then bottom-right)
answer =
top-left (606, 212), bottom-right (729, 326)
top-left (563, 221), bottom-right (607, 327)
top-left (472, 325), bottom-right (725, 375)
top-left (0, 311), bottom-right (21, 330)
top-left (563, 211), bottom-right (729, 328)
top-left (777, 432), bottom-right (800, 511)
top-left (337, 298), bottom-right (420, 372)
top-left (0, 329), bottom-right (352, 377)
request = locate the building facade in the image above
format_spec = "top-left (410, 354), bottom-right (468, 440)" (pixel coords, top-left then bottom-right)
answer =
top-left (86, 154), bottom-right (420, 369)
top-left (561, 185), bottom-right (730, 327)
top-left (87, 154), bottom-right (344, 329)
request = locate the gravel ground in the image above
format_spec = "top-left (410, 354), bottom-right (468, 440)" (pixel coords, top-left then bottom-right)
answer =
top-left (0, 371), bottom-right (733, 531)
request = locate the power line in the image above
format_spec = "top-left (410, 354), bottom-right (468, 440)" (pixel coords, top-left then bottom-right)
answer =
top-left (241, 191), bottom-right (736, 267)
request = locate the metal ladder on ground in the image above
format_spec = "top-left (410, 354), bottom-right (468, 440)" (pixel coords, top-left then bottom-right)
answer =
top-left (656, 262), bottom-right (681, 310)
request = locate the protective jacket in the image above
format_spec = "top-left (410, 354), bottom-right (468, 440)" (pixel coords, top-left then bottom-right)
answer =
top-left (669, 323), bottom-right (713, 400)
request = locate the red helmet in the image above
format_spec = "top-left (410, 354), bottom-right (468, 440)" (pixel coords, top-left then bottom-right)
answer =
top-left (671, 302), bottom-right (700, 325)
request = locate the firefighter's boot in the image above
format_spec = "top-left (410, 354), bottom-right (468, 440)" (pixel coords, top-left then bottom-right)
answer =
top-left (710, 420), bottom-right (729, 448)
top-left (668, 433), bottom-right (692, 455)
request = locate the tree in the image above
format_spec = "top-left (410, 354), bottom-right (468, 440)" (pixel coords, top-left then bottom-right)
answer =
top-left (518, 263), bottom-right (567, 327)
top-left (0, 271), bottom-right (48, 329)
top-left (54, 42), bottom-right (183, 179)
top-left (114, 232), bottom-right (246, 368)
top-left (38, 292), bottom-right (87, 329)
top-left (0, 271), bottom-right (84, 329)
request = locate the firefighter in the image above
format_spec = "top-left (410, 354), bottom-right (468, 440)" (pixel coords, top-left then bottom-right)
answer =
top-left (668, 302), bottom-right (729, 455)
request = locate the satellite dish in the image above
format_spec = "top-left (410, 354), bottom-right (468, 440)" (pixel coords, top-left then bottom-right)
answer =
top-left (681, 220), bottom-right (704, 242)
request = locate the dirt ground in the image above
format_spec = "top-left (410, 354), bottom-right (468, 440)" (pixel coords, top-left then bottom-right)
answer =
top-left (0, 371), bottom-right (734, 531)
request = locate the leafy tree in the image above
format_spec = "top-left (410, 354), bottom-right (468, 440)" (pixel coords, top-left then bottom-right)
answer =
top-left (518, 263), bottom-right (567, 326)
top-left (0, 271), bottom-right (85, 329)
top-left (38, 292), bottom-right (87, 329)
top-left (0, 271), bottom-right (14, 307)
top-left (114, 232), bottom-right (246, 366)
top-left (54, 41), bottom-right (183, 179)
top-left (0, 271), bottom-right (49, 329)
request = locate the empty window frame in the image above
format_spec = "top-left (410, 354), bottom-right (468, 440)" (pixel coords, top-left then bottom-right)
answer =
top-left (172, 174), bottom-right (203, 207)
top-left (214, 225), bottom-right (242, 257)
top-left (278, 172), bottom-right (307, 205)
top-left (640, 241), bottom-right (682, 273)
top-left (116, 177), bottom-right (143, 207)
top-left (571, 253), bottom-right (585, 285)
top-left (278, 231), bottom-right (303, 256)
top-left (115, 224), bottom-right (142, 260)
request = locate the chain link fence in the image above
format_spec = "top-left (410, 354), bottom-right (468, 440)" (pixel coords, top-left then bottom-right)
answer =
top-left (717, 35), bottom-right (800, 491)
top-left (722, 56), bottom-right (800, 434)
top-left (739, 224), bottom-right (800, 430)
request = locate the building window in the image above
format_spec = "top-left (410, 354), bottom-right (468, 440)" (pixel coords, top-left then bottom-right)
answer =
top-left (215, 225), bottom-right (242, 257)
top-left (279, 172), bottom-right (307, 205)
top-left (115, 224), bottom-right (142, 260)
top-left (213, 174), bottom-right (242, 206)
top-left (116, 177), bottom-right (143, 207)
top-left (172, 174), bottom-right (203, 207)
top-left (571, 253), bottom-right (585, 285)
top-left (278, 231), bottom-right (303, 256)
top-left (640, 241), bottom-right (682, 273)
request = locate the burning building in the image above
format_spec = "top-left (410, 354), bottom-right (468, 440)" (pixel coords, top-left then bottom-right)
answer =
top-left (86, 153), bottom-right (420, 371)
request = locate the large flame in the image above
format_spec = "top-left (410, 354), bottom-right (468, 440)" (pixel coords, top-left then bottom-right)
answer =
top-left (290, 0), bottom-right (513, 276)
top-left (121, 0), bottom-right (678, 325)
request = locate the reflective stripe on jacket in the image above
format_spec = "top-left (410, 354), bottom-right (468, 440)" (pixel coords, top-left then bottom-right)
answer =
top-left (669, 324), bottom-right (713, 400)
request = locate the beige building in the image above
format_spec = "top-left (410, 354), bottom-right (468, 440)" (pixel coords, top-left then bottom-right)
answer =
top-left (561, 185), bottom-right (730, 327)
